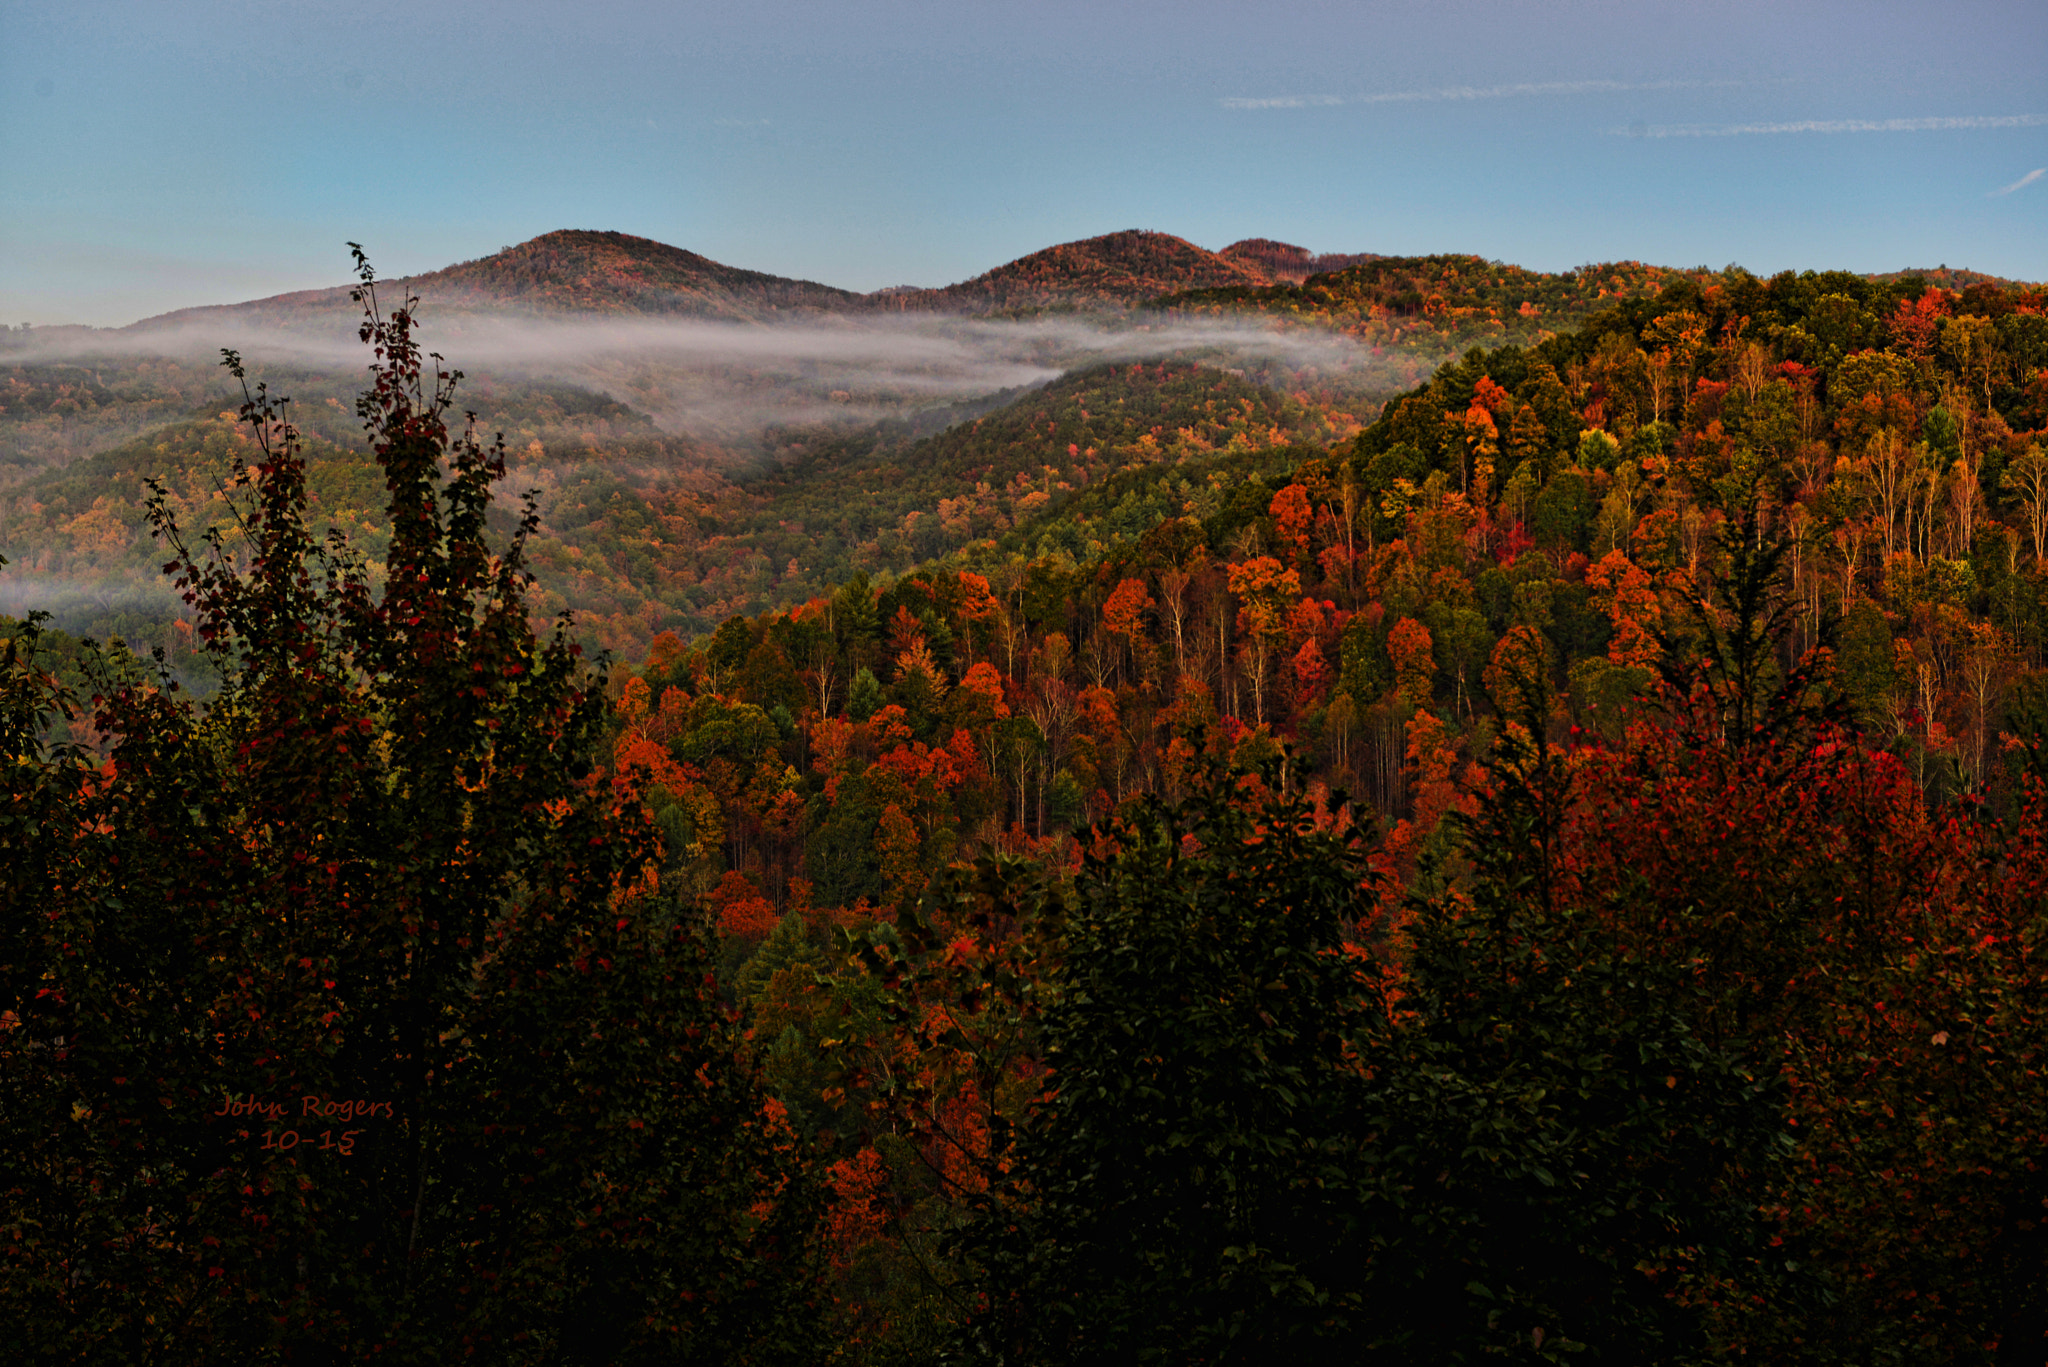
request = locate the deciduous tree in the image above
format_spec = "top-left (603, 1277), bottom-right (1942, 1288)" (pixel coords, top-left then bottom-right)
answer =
top-left (0, 254), bottom-right (825, 1363)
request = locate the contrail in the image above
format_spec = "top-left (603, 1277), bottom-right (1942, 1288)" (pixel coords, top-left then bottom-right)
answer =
top-left (1991, 168), bottom-right (2045, 196)
top-left (1223, 78), bottom-right (1744, 110)
top-left (1618, 113), bottom-right (2048, 138)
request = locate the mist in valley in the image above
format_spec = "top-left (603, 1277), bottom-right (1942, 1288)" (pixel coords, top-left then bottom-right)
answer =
top-left (1, 303), bottom-right (1414, 657)
top-left (4, 306), bottom-right (1403, 454)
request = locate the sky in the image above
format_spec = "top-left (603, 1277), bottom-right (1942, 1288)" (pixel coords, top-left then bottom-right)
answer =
top-left (2, 0), bottom-right (2043, 326)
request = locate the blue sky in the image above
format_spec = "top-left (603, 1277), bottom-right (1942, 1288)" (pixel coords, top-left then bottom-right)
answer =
top-left (3, 0), bottom-right (2043, 325)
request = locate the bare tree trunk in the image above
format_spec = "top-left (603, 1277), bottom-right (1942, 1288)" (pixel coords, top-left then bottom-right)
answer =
top-left (1157, 569), bottom-right (1190, 679)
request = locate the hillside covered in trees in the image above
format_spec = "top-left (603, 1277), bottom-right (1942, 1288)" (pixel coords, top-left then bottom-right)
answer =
top-left (9, 241), bottom-right (2048, 1361)
top-left (15, 229), bottom-right (2037, 669)
top-left (134, 230), bottom-right (866, 328)
top-left (570, 258), bottom-right (2048, 1356)
top-left (635, 261), bottom-right (2048, 885)
top-left (875, 230), bottom-right (1274, 314)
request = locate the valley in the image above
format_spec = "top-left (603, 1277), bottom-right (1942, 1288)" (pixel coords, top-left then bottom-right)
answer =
top-left (1, 226), bottom-right (1933, 654)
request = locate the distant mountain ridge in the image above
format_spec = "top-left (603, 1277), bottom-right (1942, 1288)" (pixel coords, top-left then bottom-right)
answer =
top-left (409, 231), bottom-right (864, 318)
top-left (130, 229), bottom-right (1315, 328)
top-left (1218, 238), bottom-right (1382, 283)
top-left (136, 230), bottom-right (863, 328)
top-left (121, 228), bottom-right (2043, 335)
top-left (871, 230), bottom-right (1274, 314)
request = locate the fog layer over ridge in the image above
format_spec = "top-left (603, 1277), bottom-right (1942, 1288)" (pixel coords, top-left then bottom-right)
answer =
top-left (6, 310), bottom-right (1395, 444)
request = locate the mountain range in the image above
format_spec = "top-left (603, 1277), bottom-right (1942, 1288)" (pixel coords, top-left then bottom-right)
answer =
top-left (130, 228), bottom-right (1367, 328)
top-left (6, 225), bottom-right (2041, 664)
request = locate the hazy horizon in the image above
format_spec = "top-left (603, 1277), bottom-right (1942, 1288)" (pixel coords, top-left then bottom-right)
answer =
top-left (8, 220), bottom-right (2048, 335)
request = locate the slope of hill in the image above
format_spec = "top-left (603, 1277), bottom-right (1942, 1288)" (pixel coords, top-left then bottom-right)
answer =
top-left (413, 230), bottom-right (864, 318)
top-left (136, 230), bottom-right (863, 328)
top-left (713, 359), bottom-right (1333, 579)
top-left (84, 231), bottom-right (2048, 341)
top-left (127, 228), bottom-right (1315, 332)
top-left (1862, 267), bottom-right (2032, 294)
top-left (0, 358), bottom-right (1333, 656)
top-left (875, 231), bottom-right (1275, 315)
top-left (1164, 253), bottom-right (1722, 353)
top-left (1218, 238), bottom-right (1381, 283)
top-left (13, 227), bottom-right (2045, 675)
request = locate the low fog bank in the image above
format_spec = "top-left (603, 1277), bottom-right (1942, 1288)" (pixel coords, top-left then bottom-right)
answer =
top-left (0, 312), bottom-right (1413, 665)
top-left (4, 309), bottom-right (1404, 448)
top-left (0, 572), bottom-right (178, 638)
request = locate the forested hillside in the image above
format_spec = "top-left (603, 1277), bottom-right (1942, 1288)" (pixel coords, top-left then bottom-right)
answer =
top-left (135, 229), bottom-right (865, 328)
top-left (0, 376), bottom-right (698, 650)
top-left (626, 263), bottom-right (2048, 895)
top-left (1164, 254), bottom-right (1721, 360)
top-left (0, 345), bottom-right (252, 469)
top-left (875, 230), bottom-right (1275, 314)
top-left (1217, 236), bottom-right (1382, 282)
top-left (0, 239), bottom-right (1714, 658)
top-left (720, 360), bottom-right (1343, 584)
top-left (12, 245), bottom-right (2048, 1361)
top-left (0, 359), bottom-right (1335, 654)
top-left (9, 239), bottom-right (2045, 686)
top-left (576, 260), bottom-right (2048, 1356)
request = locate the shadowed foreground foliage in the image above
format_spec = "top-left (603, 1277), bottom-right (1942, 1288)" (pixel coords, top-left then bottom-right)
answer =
top-left (0, 257), bottom-right (827, 1364)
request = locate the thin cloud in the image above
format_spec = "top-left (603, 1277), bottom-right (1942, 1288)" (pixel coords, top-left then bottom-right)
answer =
top-left (1222, 78), bottom-right (1742, 111)
top-left (1619, 113), bottom-right (2048, 138)
top-left (1224, 95), bottom-right (1345, 110)
top-left (1991, 167), bottom-right (2046, 196)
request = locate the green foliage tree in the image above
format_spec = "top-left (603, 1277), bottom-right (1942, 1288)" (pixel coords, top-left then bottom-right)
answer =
top-left (0, 253), bottom-right (824, 1364)
top-left (954, 735), bottom-right (1802, 1364)
top-left (1374, 717), bottom-right (1800, 1362)
top-left (958, 753), bottom-right (1386, 1365)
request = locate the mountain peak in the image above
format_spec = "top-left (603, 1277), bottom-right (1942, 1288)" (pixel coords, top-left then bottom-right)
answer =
top-left (876, 230), bottom-right (1274, 313)
top-left (130, 230), bottom-right (862, 329)
top-left (129, 228), bottom-right (1386, 331)
top-left (1219, 238), bottom-right (1382, 284)
top-left (412, 230), bottom-right (861, 319)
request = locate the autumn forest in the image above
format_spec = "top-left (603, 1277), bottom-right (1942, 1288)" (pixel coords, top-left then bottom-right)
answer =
top-left (7, 230), bottom-right (2048, 1363)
